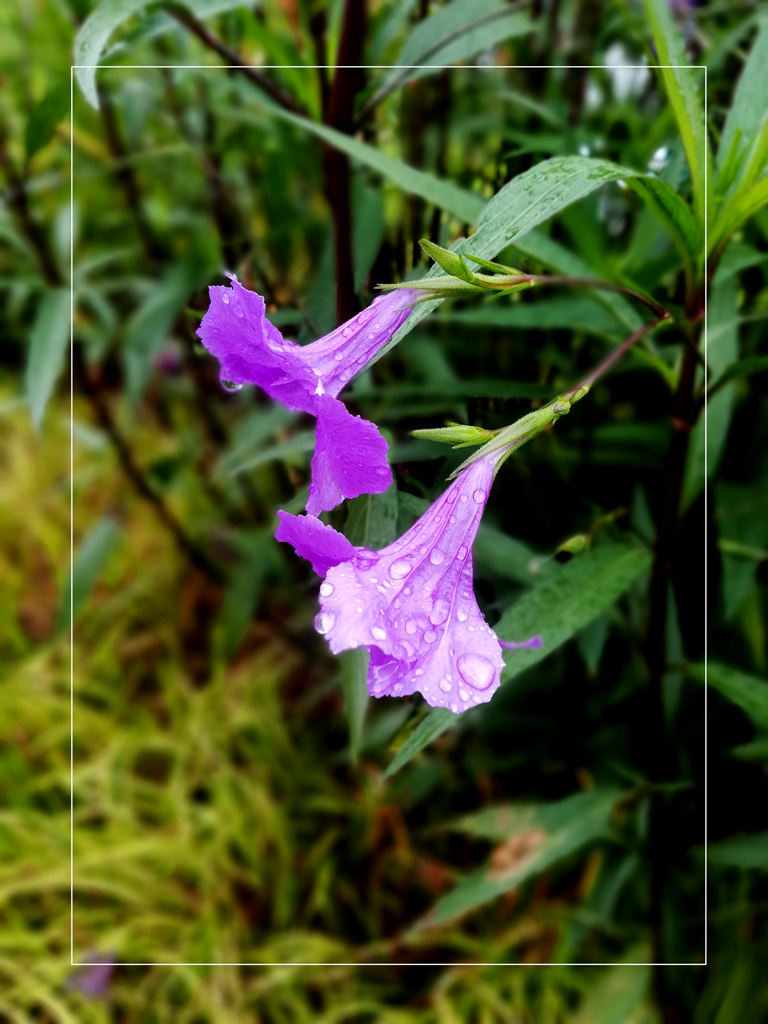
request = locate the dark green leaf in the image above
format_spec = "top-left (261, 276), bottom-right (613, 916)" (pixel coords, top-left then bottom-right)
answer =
top-left (26, 288), bottom-right (69, 431)
top-left (496, 542), bottom-right (652, 684)
top-left (25, 79), bottom-right (70, 161)
top-left (413, 789), bottom-right (621, 929)
top-left (384, 707), bottom-right (456, 778)
top-left (57, 518), bottom-right (122, 630)
top-left (692, 662), bottom-right (768, 730)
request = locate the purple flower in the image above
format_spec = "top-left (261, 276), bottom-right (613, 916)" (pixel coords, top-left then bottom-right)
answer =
top-left (197, 277), bottom-right (417, 514)
top-left (276, 445), bottom-right (541, 713)
top-left (66, 952), bottom-right (116, 998)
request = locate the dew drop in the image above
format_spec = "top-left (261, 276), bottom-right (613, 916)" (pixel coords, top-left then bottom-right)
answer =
top-left (222, 380), bottom-right (242, 392)
top-left (460, 494), bottom-right (468, 502)
top-left (314, 611), bottom-right (336, 635)
top-left (235, 306), bottom-right (244, 318)
top-left (222, 292), bottom-right (230, 304)
top-left (457, 608), bottom-right (468, 622)
top-left (458, 546), bottom-right (467, 559)
top-left (457, 652), bottom-right (496, 691)
top-left (439, 679), bottom-right (452, 693)
top-left (405, 619), bottom-right (417, 635)
top-left (319, 582), bottom-right (334, 597)
top-left (415, 668), bottom-right (424, 676)
top-left (371, 626), bottom-right (387, 641)
top-left (424, 629), bottom-right (438, 644)
top-left (473, 489), bottom-right (486, 503)
top-left (429, 549), bottom-right (445, 566)
top-left (389, 559), bottom-right (412, 579)
top-left (449, 515), bottom-right (456, 525)
top-left (430, 598), bottom-right (450, 625)
top-left (459, 688), bottom-right (469, 702)
top-left (343, 327), bottom-right (352, 337)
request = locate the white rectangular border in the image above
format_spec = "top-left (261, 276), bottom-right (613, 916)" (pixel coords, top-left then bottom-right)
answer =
top-left (69, 58), bottom-right (712, 966)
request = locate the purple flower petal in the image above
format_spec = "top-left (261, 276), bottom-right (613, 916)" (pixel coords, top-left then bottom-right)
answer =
top-left (500, 635), bottom-right (543, 650)
top-left (317, 450), bottom-right (510, 712)
top-left (275, 510), bottom-right (357, 576)
top-left (304, 289), bottom-right (418, 397)
top-left (198, 279), bottom-right (416, 513)
top-left (307, 395), bottom-right (392, 515)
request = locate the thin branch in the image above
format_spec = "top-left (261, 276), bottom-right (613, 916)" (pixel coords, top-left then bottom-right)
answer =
top-left (164, 4), bottom-right (306, 115)
top-left (75, 349), bottom-right (223, 583)
top-left (561, 314), bottom-right (671, 400)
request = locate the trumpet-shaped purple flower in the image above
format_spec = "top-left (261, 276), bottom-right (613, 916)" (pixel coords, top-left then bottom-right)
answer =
top-left (276, 445), bottom-right (541, 713)
top-left (197, 277), bottom-right (417, 515)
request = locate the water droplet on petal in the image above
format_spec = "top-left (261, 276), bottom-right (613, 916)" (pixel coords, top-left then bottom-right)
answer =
top-left (389, 559), bottom-right (412, 579)
top-left (314, 611), bottom-right (336, 635)
top-left (343, 327), bottom-right (352, 337)
top-left (235, 306), bottom-right (244, 318)
top-left (222, 293), bottom-right (230, 304)
top-left (430, 598), bottom-right (450, 625)
top-left (457, 653), bottom-right (496, 691)
top-left (334, 351), bottom-right (344, 360)
top-left (473, 489), bottom-right (486, 503)
top-left (449, 515), bottom-right (456, 524)
top-left (424, 629), bottom-right (437, 644)
top-left (415, 668), bottom-right (424, 676)
top-left (319, 582), bottom-right (334, 597)
top-left (459, 688), bottom-right (469, 702)
top-left (460, 494), bottom-right (468, 502)
top-left (405, 619), bottom-right (417, 635)
top-left (429, 549), bottom-right (444, 565)
top-left (371, 626), bottom-right (387, 641)
top-left (457, 609), bottom-right (468, 622)
top-left (439, 679), bottom-right (452, 693)
top-left (458, 546), bottom-right (467, 559)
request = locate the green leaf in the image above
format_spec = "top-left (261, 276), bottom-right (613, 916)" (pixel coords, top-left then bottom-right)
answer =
top-left (412, 789), bottom-right (621, 929)
top-left (378, 157), bottom-right (660, 365)
top-left (367, 0), bottom-right (532, 109)
top-left (122, 260), bottom-right (206, 403)
top-left (572, 949), bottom-right (652, 1023)
top-left (345, 484), bottom-right (399, 550)
top-left (708, 832), bottom-right (768, 869)
top-left (226, 431), bottom-right (316, 476)
top-left (385, 707), bottom-right (456, 778)
top-left (496, 542), bottom-right (652, 684)
top-left (25, 288), bottom-right (69, 431)
top-left (710, 356), bottom-right (768, 391)
top-left (74, 0), bottom-right (251, 108)
top-left (627, 177), bottom-right (700, 282)
top-left (341, 485), bottom-right (399, 760)
top-left (717, 17), bottom-right (768, 174)
top-left (643, 0), bottom-right (710, 226)
top-left (339, 649), bottom-right (370, 764)
top-left (57, 518), bottom-right (122, 630)
top-left (691, 662), bottom-right (768, 730)
top-left (682, 280), bottom-right (737, 510)
top-left (74, 0), bottom-right (153, 107)
top-left (25, 79), bottom-right (70, 161)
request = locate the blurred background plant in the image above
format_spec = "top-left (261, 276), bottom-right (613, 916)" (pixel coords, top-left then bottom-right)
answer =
top-left (1, 0), bottom-right (767, 1020)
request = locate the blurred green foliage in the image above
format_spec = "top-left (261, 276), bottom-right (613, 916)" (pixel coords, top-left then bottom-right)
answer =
top-left (1, 0), bottom-right (768, 1021)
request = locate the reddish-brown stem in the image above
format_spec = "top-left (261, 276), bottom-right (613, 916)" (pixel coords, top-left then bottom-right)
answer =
top-left (322, 0), bottom-right (366, 325)
top-left (165, 5), bottom-right (305, 115)
top-left (562, 314), bottom-right (671, 401)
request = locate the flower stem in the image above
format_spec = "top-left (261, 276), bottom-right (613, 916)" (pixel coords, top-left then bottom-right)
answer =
top-left (561, 314), bottom-right (672, 401)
